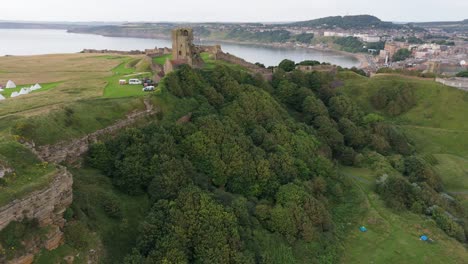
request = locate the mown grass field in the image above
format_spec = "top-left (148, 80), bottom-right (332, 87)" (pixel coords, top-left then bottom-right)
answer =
top-left (152, 54), bottom-right (172, 65)
top-left (339, 167), bottom-right (468, 264)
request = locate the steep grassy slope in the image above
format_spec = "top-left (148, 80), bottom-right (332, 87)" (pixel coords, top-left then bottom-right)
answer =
top-left (339, 73), bottom-right (468, 192)
top-left (340, 167), bottom-right (467, 264)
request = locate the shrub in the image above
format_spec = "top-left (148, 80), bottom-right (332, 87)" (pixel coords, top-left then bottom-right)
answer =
top-left (64, 222), bottom-right (91, 250)
top-left (101, 194), bottom-right (122, 219)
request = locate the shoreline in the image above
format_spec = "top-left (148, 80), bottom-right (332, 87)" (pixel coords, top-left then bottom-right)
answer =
top-left (68, 30), bottom-right (368, 68)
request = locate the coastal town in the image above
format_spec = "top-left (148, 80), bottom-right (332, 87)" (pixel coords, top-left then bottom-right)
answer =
top-left (65, 15), bottom-right (468, 82)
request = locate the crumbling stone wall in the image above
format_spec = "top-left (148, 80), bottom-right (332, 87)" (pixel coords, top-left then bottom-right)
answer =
top-left (81, 49), bottom-right (145, 55)
top-left (29, 100), bottom-right (158, 165)
top-left (214, 51), bottom-right (273, 80)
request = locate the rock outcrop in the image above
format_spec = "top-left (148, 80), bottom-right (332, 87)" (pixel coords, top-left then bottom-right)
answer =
top-left (0, 166), bottom-right (73, 230)
top-left (0, 162), bottom-right (13, 179)
top-left (0, 166), bottom-right (73, 263)
top-left (28, 100), bottom-right (158, 165)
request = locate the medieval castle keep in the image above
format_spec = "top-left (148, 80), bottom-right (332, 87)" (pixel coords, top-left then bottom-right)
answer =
top-left (146, 27), bottom-right (272, 80)
top-left (164, 28), bottom-right (205, 73)
top-left (172, 28), bottom-right (196, 66)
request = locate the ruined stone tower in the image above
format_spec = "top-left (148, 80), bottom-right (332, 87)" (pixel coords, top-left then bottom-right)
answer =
top-left (172, 28), bottom-right (196, 66)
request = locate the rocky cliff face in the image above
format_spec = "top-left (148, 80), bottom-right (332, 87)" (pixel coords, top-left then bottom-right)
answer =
top-left (28, 100), bottom-right (158, 165)
top-left (0, 166), bottom-right (73, 231)
top-left (0, 166), bottom-right (73, 264)
top-left (0, 100), bottom-right (157, 263)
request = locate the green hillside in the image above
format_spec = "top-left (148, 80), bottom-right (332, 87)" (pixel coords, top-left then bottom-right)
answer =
top-left (289, 15), bottom-right (401, 29)
top-left (338, 73), bottom-right (468, 193)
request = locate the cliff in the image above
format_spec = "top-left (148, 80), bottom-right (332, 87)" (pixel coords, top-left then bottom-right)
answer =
top-left (28, 100), bottom-right (158, 165)
top-left (0, 166), bottom-right (72, 231)
top-left (0, 166), bottom-right (73, 263)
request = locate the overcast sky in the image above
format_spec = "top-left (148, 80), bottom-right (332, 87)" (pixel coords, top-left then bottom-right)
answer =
top-left (2, 0), bottom-right (467, 23)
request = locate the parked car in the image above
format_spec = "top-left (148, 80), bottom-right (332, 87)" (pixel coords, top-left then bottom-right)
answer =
top-left (129, 79), bottom-right (142, 85)
top-left (142, 86), bottom-right (155, 92)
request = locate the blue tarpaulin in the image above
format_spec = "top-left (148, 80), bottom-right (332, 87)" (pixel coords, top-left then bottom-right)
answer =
top-left (359, 226), bottom-right (367, 232)
top-left (420, 235), bottom-right (428, 241)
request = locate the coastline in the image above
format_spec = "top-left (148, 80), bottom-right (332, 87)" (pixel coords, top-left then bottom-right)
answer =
top-left (68, 30), bottom-right (368, 69)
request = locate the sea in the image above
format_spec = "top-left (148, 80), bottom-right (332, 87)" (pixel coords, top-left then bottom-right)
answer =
top-left (0, 29), bottom-right (359, 68)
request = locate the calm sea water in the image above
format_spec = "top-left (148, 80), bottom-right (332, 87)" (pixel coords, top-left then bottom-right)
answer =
top-left (0, 29), bottom-right (359, 67)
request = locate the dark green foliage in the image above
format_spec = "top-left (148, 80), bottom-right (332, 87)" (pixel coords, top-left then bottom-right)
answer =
top-left (101, 193), bottom-right (122, 219)
top-left (407, 36), bottom-right (424, 44)
top-left (392, 48), bottom-right (411, 61)
top-left (278, 59), bottom-right (296, 72)
top-left (373, 123), bottom-right (413, 155)
top-left (404, 156), bottom-right (443, 190)
top-left (333, 37), bottom-right (365, 53)
top-left (226, 28), bottom-right (291, 43)
top-left (87, 65), bottom-right (360, 262)
top-left (431, 207), bottom-right (466, 242)
top-left (86, 142), bottom-right (113, 173)
top-left (64, 222), bottom-right (91, 250)
top-left (338, 118), bottom-right (367, 149)
top-left (295, 33), bottom-right (314, 43)
top-left (84, 63), bottom-right (466, 262)
top-left (135, 187), bottom-right (252, 263)
top-left (328, 95), bottom-right (362, 123)
top-left (376, 175), bottom-right (418, 210)
top-left (302, 96), bottom-right (329, 124)
top-left (290, 15), bottom-right (400, 29)
top-left (297, 60), bottom-right (322, 66)
top-left (456, 71), bottom-right (468, 77)
top-left (371, 84), bottom-right (416, 116)
top-left (0, 220), bottom-right (40, 259)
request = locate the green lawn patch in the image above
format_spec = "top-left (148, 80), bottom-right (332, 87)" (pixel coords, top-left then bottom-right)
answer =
top-left (103, 59), bottom-right (155, 98)
top-left (433, 154), bottom-right (468, 192)
top-left (152, 54), bottom-right (172, 65)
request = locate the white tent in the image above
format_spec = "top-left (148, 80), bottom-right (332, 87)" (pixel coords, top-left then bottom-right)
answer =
top-left (31, 83), bottom-right (42, 91)
top-left (19, 88), bottom-right (30, 95)
top-left (0, 94), bottom-right (5, 100)
top-left (6, 80), bottom-right (16, 89)
top-left (10, 92), bottom-right (20, 98)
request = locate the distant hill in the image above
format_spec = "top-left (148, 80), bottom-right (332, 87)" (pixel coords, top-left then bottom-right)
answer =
top-left (287, 15), bottom-right (402, 29)
top-left (410, 19), bottom-right (468, 27)
top-left (409, 19), bottom-right (468, 32)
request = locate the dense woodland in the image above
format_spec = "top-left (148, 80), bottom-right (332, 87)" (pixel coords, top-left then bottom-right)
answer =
top-left (83, 62), bottom-right (467, 263)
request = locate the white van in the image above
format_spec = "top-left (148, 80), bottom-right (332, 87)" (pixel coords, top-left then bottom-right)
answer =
top-left (129, 79), bottom-right (142, 85)
top-left (142, 86), bottom-right (155, 92)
